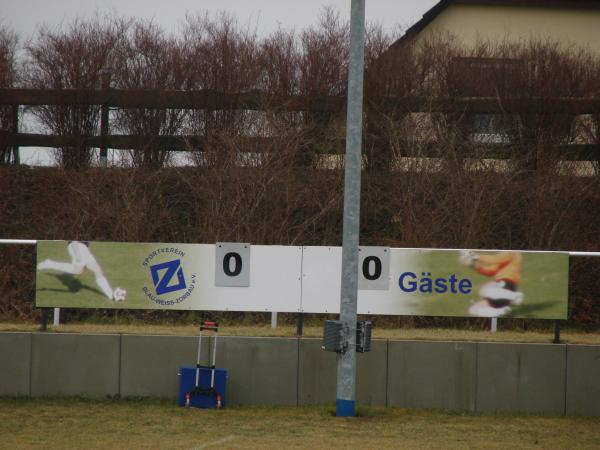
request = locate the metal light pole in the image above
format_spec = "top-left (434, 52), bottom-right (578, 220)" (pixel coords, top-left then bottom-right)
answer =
top-left (336, 0), bottom-right (366, 418)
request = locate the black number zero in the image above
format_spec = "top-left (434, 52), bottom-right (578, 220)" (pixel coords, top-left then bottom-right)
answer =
top-left (223, 252), bottom-right (243, 277)
top-left (362, 256), bottom-right (382, 281)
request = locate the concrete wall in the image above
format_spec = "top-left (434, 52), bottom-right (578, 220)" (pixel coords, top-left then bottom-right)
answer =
top-left (214, 337), bottom-right (298, 406)
top-left (566, 345), bottom-right (600, 416)
top-left (1, 332), bottom-right (599, 416)
top-left (476, 343), bottom-right (566, 414)
top-left (298, 338), bottom-right (387, 406)
top-left (387, 341), bottom-right (477, 411)
top-left (0, 332), bottom-right (31, 396)
top-left (31, 333), bottom-right (120, 397)
top-left (120, 335), bottom-right (206, 398)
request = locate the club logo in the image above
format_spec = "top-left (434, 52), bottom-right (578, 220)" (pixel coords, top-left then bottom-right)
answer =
top-left (151, 259), bottom-right (187, 295)
top-left (142, 247), bottom-right (196, 306)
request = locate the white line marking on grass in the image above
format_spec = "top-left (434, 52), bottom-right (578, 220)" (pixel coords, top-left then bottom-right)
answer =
top-left (192, 435), bottom-right (237, 449)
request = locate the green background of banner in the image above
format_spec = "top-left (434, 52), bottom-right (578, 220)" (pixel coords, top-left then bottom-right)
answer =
top-left (412, 250), bottom-right (569, 319)
top-left (36, 241), bottom-right (199, 310)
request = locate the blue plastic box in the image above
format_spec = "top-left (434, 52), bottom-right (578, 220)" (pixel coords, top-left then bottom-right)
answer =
top-left (178, 366), bottom-right (227, 409)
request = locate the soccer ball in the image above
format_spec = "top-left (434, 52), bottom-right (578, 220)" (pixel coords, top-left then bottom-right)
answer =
top-left (113, 287), bottom-right (127, 302)
top-left (458, 250), bottom-right (478, 267)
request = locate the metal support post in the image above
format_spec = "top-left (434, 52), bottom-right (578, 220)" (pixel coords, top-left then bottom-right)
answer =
top-left (336, 0), bottom-right (365, 418)
top-left (100, 70), bottom-right (110, 167)
top-left (271, 311), bottom-right (277, 328)
top-left (12, 105), bottom-right (19, 164)
top-left (490, 317), bottom-right (497, 333)
top-left (554, 320), bottom-right (561, 344)
top-left (40, 309), bottom-right (48, 332)
top-left (296, 313), bottom-right (304, 337)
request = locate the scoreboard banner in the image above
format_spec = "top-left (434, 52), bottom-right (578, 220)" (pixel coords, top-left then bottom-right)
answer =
top-left (35, 241), bottom-right (569, 319)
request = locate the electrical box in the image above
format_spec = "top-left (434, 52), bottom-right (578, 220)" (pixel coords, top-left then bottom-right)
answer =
top-left (322, 320), bottom-right (372, 353)
top-left (322, 320), bottom-right (344, 352)
top-left (356, 320), bottom-right (372, 353)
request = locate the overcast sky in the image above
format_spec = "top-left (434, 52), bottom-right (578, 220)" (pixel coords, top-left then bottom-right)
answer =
top-left (2, 0), bottom-right (439, 39)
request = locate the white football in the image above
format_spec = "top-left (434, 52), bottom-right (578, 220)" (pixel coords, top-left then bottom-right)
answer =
top-left (113, 287), bottom-right (127, 302)
top-left (458, 250), bottom-right (477, 266)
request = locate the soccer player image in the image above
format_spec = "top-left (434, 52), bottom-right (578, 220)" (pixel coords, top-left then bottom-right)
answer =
top-left (459, 250), bottom-right (524, 317)
top-left (37, 241), bottom-right (126, 302)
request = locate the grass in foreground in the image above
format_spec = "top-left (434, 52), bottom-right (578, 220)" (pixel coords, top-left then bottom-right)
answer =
top-left (0, 398), bottom-right (599, 450)
top-left (1, 322), bottom-right (600, 345)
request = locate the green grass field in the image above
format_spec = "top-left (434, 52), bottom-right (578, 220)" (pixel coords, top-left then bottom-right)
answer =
top-left (416, 251), bottom-right (568, 319)
top-left (1, 398), bottom-right (599, 450)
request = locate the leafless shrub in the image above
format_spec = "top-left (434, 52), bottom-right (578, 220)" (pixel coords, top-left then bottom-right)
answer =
top-left (112, 20), bottom-right (191, 168)
top-left (299, 7), bottom-right (348, 97)
top-left (0, 24), bottom-right (18, 164)
top-left (294, 8), bottom-right (349, 167)
top-left (257, 29), bottom-right (307, 138)
top-left (363, 25), bottom-right (413, 171)
top-left (183, 12), bottom-right (261, 143)
top-left (259, 29), bottom-right (299, 96)
top-left (24, 15), bottom-right (128, 169)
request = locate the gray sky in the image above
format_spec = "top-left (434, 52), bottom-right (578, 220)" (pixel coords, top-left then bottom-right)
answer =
top-left (2, 0), bottom-right (438, 39)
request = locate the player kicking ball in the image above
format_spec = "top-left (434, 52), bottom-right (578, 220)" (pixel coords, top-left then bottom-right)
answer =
top-left (37, 241), bottom-right (126, 302)
top-left (459, 250), bottom-right (524, 317)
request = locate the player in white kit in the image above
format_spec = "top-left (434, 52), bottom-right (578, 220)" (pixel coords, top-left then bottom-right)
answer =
top-left (37, 241), bottom-right (126, 302)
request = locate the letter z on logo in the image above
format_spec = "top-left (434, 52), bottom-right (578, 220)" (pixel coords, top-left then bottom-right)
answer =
top-left (150, 259), bottom-right (187, 295)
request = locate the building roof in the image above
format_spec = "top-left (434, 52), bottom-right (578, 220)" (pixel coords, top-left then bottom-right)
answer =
top-left (391, 0), bottom-right (600, 48)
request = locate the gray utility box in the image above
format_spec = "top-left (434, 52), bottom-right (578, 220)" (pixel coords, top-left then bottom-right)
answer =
top-left (322, 320), bottom-right (372, 353)
top-left (322, 320), bottom-right (345, 352)
top-left (356, 321), bottom-right (372, 353)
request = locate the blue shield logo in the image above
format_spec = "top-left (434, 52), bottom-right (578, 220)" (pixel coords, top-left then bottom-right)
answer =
top-left (150, 259), bottom-right (187, 295)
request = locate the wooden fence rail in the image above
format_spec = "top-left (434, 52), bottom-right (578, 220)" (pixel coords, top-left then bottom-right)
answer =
top-left (1, 88), bottom-right (599, 162)
top-left (0, 89), bottom-right (344, 111)
top-left (0, 132), bottom-right (274, 152)
top-left (0, 131), bottom-right (597, 160)
top-left (2, 88), bottom-right (600, 113)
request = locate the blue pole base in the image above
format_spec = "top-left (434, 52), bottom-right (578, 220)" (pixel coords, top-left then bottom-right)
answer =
top-left (336, 398), bottom-right (355, 417)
